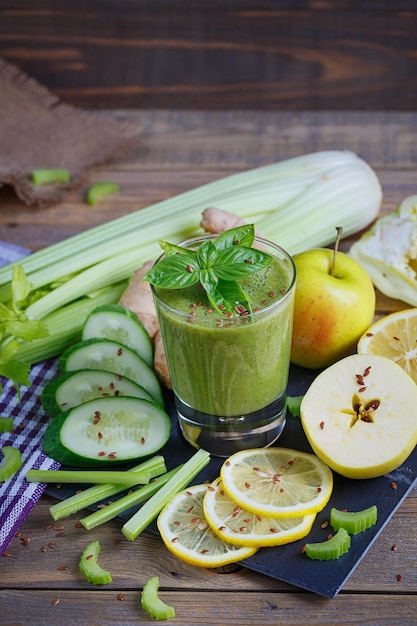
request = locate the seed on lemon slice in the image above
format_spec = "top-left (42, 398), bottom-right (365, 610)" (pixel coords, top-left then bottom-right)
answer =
top-left (220, 448), bottom-right (333, 519)
top-left (157, 484), bottom-right (257, 568)
top-left (203, 477), bottom-right (316, 547)
top-left (357, 308), bottom-right (417, 383)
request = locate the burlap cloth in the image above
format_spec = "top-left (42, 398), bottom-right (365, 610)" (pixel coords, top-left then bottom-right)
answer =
top-left (0, 58), bottom-right (141, 206)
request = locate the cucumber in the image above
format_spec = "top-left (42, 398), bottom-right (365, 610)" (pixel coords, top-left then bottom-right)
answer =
top-left (59, 338), bottom-right (163, 407)
top-left (41, 369), bottom-right (156, 417)
top-left (43, 396), bottom-right (172, 467)
top-left (82, 304), bottom-right (153, 367)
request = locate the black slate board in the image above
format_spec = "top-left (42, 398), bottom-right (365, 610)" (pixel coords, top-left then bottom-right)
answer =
top-left (45, 363), bottom-right (417, 597)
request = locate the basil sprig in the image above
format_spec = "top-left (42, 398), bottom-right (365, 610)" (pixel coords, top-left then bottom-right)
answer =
top-left (144, 224), bottom-right (273, 315)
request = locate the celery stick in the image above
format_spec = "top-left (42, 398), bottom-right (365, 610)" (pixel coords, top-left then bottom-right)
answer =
top-left (87, 181), bottom-right (119, 206)
top-left (80, 466), bottom-right (182, 530)
top-left (32, 168), bottom-right (70, 185)
top-left (49, 456), bottom-right (166, 521)
top-left (122, 449), bottom-right (210, 541)
top-left (26, 469), bottom-right (153, 486)
top-left (79, 540), bottom-right (112, 585)
top-left (141, 576), bottom-right (175, 620)
top-left (0, 446), bottom-right (22, 482)
top-left (0, 416), bottom-right (13, 432)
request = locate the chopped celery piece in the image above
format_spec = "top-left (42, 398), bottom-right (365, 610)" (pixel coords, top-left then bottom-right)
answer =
top-left (0, 416), bottom-right (13, 432)
top-left (79, 540), bottom-right (112, 585)
top-left (141, 576), bottom-right (175, 621)
top-left (0, 446), bottom-right (22, 482)
top-left (25, 468), bottom-right (152, 485)
top-left (80, 466), bottom-right (182, 530)
top-left (287, 395), bottom-right (303, 418)
top-left (122, 448), bottom-right (210, 541)
top-left (305, 527), bottom-right (351, 560)
top-left (32, 168), bottom-right (70, 185)
top-left (330, 505), bottom-right (377, 535)
top-left (87, 181), bottom-right (119, 206)
top-left (49, 456), bottom-right (166, 521)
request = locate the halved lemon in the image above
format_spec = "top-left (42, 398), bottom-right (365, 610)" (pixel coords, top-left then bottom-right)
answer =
top-left (357, 308), bottom-right (417, 383)
top-left (157, 484), bottom-right (257, 568)
top-left (220, 448), bottom-right (333, 519)
top-left (203, 477), bottom-right (316, 547)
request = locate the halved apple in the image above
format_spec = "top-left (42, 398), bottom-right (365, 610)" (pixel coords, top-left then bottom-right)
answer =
top-left (300, 354), bottom-right (417, 479)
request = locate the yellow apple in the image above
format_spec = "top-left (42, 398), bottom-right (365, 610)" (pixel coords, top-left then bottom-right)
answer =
top-left (291, 247), bottom-right (375, 369)
top-left (300, 354), bottom-right (417, 479)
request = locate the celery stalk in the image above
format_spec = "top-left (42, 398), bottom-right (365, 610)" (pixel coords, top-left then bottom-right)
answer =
top-left (0, 151), bottom-right (382, 383)
top-left (26, 469), bottom-right (154, 485)
top-left (49, 456), bottom-right (167, 521)
top-left (0, 283), bottom-right (126, 363)
top-left (122, 449), bottom-right (210, 541)
top-left (80, 466), bottom-right (182, 530)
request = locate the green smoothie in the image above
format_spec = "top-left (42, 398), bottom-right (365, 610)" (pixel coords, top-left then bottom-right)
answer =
top-left (153, 255), bottom-right (295, 417)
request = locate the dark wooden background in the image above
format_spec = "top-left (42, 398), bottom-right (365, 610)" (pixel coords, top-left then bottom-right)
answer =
top-left (1, 0), bottom-right (416, 111)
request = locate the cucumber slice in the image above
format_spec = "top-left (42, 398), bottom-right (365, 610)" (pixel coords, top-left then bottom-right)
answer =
top-left (41, 369), bottom-right (156, 417)
top-left (43, 396), bottom-right (172, 467)
top-left (304, 527), bottom-right (351, 561)
top-left (330, 505), bottom-right (377, 535)
top-left (82, 304), bottom-right (153, 367)
top-left (60, 338), bottom-right (163, 407)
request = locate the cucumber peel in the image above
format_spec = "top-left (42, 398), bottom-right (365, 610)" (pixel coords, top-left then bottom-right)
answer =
top-left (141, 576), bottom-right (175, 621)
top-left (41, 369), bottom-right (155, 417)
top-left (59, 338), bottom-right (163, 407)
top-left (330, 505), bottom-right (378, 535)
top-left (79, 540), bottom-right (112, 585)
top-left (42, 396), bottom-right (171, 467)
top-left (82, 304), bottom-right (153, 367)
top-left (305, 527), bottom-right (351, 561)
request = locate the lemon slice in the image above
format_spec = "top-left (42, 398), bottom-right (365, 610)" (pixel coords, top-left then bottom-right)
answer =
top-left (157, 484), bottom-right (257, 567)
top-left (203, 477), bottom-right (316, 547)
top-left (220, 448), bottom-right (333, 519)
top-left (357, 308), bottom-right (417, 383)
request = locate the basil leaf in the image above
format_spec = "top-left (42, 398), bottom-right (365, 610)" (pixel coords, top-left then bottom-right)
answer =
top-left (143, 253), bottom-right (200, 289)
top-left (159, 240), bottom-right (197, 258)
top-left (217, 279), bottom-right (252, 314)
top-left (197, 240), bottom-right (217, 268)
top-left (199, 268), bottom-right (218, 294)
top-left (214, 224), bottom-right (255, 250)
top-left (213, 246), bottom-right (272, 280)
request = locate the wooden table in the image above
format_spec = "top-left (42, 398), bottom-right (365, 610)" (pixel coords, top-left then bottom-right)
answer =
top-left (1, 110), bottom-right (416, 625)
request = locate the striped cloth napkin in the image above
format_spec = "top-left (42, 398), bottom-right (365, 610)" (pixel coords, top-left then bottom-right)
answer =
top-left (0, 241), bottom-right (60, 554)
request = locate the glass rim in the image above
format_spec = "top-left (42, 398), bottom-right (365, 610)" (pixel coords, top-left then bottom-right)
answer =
top-left (150, 233), bottom-right (296, 321)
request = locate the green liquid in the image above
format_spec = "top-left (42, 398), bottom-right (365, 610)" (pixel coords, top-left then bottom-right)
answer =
top-left (155, 258), bottom-right (294, 417)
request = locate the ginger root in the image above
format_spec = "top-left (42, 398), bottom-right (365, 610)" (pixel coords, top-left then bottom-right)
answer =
top-left (200, 207), bottom-right (247, 234)
top-left (118, 261), bottom-right (172, 389)
top-left (118, 261), bottom-right (159, 342)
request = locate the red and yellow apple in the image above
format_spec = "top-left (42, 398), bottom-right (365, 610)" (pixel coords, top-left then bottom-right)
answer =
top-left (290, 246), bottom-right (376, 370)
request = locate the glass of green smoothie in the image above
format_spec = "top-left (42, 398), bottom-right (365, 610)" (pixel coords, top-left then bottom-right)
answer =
top-left (145, 224), bottom-right (296, 457)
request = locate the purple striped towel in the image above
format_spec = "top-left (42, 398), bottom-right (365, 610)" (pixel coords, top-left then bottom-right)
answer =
top-left (0, 242), bottom-right (60, 554)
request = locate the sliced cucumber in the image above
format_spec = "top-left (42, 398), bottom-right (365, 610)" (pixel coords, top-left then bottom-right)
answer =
top-left (41, 369), bottom-right (156, 417)
top-left (43, 396), bottom-right (172, 467)
top-left (82, 304), bottom-right (153, 367)
top-left (59, 338), bottom-right (163, 407)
